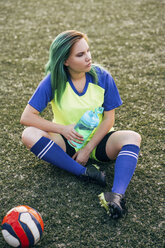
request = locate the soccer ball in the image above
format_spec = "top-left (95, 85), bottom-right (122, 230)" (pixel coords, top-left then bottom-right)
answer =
top-left (1, 205), bottom-right (44, 248)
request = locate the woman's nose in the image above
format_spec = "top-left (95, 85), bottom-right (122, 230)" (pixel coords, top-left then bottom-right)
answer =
top-left (85, 52), bottom-right (91, 61)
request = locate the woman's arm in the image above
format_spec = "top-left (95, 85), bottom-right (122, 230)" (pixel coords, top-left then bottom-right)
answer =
top-left (85, 109), bottom-right (115, 153)
top-left (20, 104), bottom-right (83, 142)
top-left (72, 109), bottom-right (115, 164)
top-left (20, 104), bottom-right (65, 133)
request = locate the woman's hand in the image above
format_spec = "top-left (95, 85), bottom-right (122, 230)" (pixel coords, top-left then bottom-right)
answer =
top-left (62, 124), bottom-right (84, 147)
top-left (71, 109), bottom-right (115, 165)
top-left (72, 147), bottom-right (91, 166)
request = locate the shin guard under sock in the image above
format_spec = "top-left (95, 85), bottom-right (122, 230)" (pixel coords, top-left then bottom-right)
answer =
top-left (30, 136), bottom-right (86, 176)
top-left (112, 144), bottom-right (140, 195)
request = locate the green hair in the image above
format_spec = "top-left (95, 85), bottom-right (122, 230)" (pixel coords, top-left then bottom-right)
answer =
top-left (45, 30), bottom-right (98, 106)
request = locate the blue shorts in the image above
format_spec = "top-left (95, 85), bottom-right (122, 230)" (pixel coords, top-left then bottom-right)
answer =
top-left (61, 131), bottom-right (115, 162)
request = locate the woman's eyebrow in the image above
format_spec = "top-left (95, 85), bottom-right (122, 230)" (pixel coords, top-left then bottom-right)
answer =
top-left (76, 51), bottom-right (84, 55)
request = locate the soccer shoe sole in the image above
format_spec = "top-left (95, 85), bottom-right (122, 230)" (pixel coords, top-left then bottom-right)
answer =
top-left (98, 193), bottom-right (126, 219)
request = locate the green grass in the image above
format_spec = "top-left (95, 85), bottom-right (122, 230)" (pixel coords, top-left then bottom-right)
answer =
top-left (0, 0), bottom-right (164, 247)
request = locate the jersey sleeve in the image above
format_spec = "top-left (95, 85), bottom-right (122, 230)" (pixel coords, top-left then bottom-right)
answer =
top-left (97, 68), bottom-right (123, 111)
top-left (28, 74), bottom-right (53, 112)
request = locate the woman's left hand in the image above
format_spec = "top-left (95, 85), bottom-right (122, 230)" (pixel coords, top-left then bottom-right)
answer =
top-left (72, 147), bottom-right (91, 166)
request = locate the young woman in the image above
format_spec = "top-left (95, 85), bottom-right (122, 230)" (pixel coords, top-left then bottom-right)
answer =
top-left (20, 30), bottom-right (141, 219)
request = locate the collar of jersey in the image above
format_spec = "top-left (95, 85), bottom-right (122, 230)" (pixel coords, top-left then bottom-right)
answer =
top-left (68, 73), bottom-right (91, 96)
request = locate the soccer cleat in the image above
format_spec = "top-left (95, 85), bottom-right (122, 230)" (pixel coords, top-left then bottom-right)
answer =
top-left (80, 164), bottom-right (106, 187)
top-left (98, 192), bottom-right (126, 219)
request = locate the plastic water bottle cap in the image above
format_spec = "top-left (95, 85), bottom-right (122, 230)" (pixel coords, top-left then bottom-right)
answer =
top-left (95, 107), bottom-right (104, 114)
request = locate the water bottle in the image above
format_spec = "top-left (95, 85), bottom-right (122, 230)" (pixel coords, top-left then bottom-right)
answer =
top-left (68, 107), bottom-right (104, 149)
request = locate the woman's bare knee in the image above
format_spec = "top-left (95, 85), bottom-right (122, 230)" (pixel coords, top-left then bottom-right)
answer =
top-left (114, 130), bottom-right (141, 147)
top-left (106, 130), bottom-right (141, 160)
top-left (22, 127), bottom-right (48, 149)
top-left (130, 131), bottom-right (141, 147)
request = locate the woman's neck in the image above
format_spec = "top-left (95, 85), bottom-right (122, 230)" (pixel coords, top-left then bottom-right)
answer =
top-left (68, 70), bottom-right (86, 93)
top-left (68, 69), bottom-right (85, 81)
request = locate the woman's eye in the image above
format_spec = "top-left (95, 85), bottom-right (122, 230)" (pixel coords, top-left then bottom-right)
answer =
top-left (77, 53), bottom-right (84, 57)
top-left (76, 49), bottom-right (90, 57)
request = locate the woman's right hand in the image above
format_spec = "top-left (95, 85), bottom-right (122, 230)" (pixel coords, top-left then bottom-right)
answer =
top-left (62, 124), bottom-right (84, 147)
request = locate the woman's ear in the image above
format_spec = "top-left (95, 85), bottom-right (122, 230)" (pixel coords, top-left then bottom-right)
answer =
top-left (64, 60), bottom-right (69, 66)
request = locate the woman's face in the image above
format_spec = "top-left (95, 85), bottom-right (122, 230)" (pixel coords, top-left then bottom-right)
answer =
top-left (64, 38), bottom-right (92, 75)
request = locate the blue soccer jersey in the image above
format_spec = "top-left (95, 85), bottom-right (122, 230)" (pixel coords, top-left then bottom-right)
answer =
top-left (28, 66), bottom-right (122, 138)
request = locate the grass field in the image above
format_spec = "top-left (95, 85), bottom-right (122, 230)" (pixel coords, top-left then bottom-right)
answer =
top-left (0, 0), bottom-right (164, 247)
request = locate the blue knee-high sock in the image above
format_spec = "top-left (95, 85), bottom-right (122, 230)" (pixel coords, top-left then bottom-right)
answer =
top-left (112, 144), bottom-right (140, 195)
top-left (30, 136), bottom-right (86, 176)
